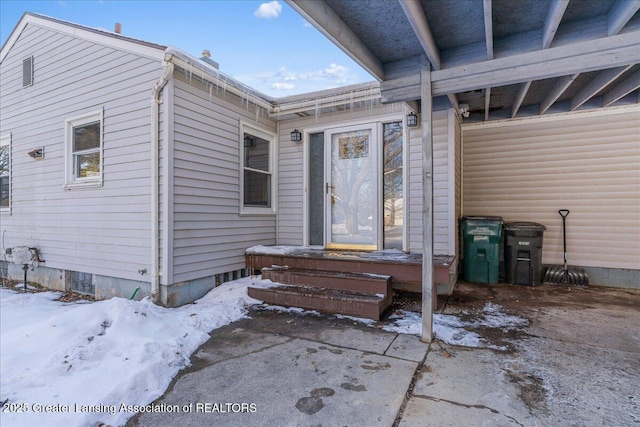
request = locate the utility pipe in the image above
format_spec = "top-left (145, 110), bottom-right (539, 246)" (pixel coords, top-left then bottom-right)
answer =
top-left (150, 56), bottom-right (174, 303)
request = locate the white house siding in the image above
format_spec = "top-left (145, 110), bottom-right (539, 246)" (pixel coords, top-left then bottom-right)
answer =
top-left (170, 71), bottom-right (277, 284)
top-left (462, 108), bottom-right (640, 271)
top-left (408, 109), bottom-right (455, 255)
top-left (0, 23), bottom-right (162, 282)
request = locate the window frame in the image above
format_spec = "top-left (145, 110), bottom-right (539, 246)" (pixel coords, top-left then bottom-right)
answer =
top-left (64, 110), bottom-right (104, 188)
top-left (0, 132), bottom-right (11, 214)
top-left (239, 121), bottom-right (277, 215)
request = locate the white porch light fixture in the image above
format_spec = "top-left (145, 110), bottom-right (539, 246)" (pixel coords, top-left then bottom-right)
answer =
top-left (406, 112), bottom-right (419, 128)
top-left (291, 129), bottom-right (302, 142)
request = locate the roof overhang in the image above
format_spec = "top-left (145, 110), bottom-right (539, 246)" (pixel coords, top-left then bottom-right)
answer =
top-left (1, 13), bottom-right (166, 63)
top-left (287, 0), bottom-right (640, 122)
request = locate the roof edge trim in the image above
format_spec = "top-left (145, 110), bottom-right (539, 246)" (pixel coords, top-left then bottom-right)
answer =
top-left (1, 13), bottom-right (166, 63)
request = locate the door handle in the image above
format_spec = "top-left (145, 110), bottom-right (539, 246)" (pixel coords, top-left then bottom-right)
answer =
top-left (326, 183), bottom-right (335, 194)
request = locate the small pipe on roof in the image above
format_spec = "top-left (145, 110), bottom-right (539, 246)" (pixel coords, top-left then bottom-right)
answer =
top-left (114, 23), bottom-right (122, 34)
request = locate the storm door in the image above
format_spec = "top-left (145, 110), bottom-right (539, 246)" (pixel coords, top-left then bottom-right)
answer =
top-left (325, 124), bottom-right (379, 250)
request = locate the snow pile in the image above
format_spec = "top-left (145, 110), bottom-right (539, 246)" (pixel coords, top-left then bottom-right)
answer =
top-left (1, 276), bottom-right (528, 426)
top-left (0, 278), bottom-right (265, 427)
top-left (245, 245), bottom-right (297, 255)
top-left (383, 302), bottom-right (529, 349)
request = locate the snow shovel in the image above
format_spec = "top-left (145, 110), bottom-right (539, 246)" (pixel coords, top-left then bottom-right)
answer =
top-left (543, 209), bottom-right (589, 286)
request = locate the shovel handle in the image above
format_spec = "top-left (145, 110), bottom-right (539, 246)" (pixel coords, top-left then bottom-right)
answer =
top-left (559, 209), bottom-right (570, 218)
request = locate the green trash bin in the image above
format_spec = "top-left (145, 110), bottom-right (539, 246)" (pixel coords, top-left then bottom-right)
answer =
top-left (461, 216), bottom-right (503, 284)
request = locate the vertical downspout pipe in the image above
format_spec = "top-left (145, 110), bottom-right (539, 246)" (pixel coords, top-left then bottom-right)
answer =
top-left (151, 57), bottom-right (174, 304)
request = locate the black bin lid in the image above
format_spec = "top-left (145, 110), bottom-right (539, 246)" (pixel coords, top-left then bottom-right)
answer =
top-left (461, 216), bottom-right (503, 222)
top-left (503, 222), bottom-right (546, 231)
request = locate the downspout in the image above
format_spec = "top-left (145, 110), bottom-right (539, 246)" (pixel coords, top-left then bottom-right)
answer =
top-left (275, 120), bottom-right (280, 245)
top-left (151, 56), bottom-right (174, 303)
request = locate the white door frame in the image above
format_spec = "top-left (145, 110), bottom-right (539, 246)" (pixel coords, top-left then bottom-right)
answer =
top-left (324, 123), bottom-right (380, 250)
top-left (301, 114), bottom-right (405, 249)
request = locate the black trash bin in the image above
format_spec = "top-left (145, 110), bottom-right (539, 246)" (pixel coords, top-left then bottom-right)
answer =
top-left (503, 222), bottom-right (546, 286)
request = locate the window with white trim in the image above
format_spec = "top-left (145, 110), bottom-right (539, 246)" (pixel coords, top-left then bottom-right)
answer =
top-left (240, 123), bottom-right (276, 214)
top-left (0, 133), bottom-right (10, 212)
top-left (65, 110), bottom-right (103, 187)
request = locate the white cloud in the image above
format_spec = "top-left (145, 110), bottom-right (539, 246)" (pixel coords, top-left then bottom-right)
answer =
top-left (235, 63), bottom-right (360, 96)
top-left (273, 82), bottom-right (295, 90)
top-left (254, 1), bottom-right (282, 19)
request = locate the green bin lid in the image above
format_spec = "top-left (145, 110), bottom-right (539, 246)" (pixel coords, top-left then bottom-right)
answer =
top-left (461, 216), bottom-right (503, 222)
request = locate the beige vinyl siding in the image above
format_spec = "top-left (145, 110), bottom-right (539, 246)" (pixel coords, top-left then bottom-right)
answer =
top-left (170, 71), bottom-right (277, 283)
top-left (0, 24), bottom-right (162, 282)
top-left (408, 109), bottom-right (453, 255)
top-left (277, 103), bottom-right (405, 246)
top-left (463, 108), bottom-right (640, 270)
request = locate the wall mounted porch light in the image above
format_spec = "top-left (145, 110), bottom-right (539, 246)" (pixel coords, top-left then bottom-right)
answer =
top-left (290, 129), bottom-right (302, 143)
top-left (406, 112), bottom-right (419, 128)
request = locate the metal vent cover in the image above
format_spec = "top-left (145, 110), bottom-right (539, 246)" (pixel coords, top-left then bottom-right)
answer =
top-left (70, 271), bottom-right (94, 295)
top-left (22, 56), bottom-right (33, 87)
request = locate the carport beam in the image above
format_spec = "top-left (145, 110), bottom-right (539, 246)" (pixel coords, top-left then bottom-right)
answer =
top-left (421, 66), bottom-right (434, 343)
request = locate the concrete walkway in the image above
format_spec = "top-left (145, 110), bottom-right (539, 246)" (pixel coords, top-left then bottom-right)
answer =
top-left (129, 283), bottom-right (640, 426)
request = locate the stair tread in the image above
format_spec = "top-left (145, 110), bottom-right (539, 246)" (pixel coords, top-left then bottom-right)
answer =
top-left (250, 284), bottom-right (385, 301)
top-left (263, 266), bottom-right (391, 281)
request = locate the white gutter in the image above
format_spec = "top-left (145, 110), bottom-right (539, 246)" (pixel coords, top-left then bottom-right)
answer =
top-left (164, 46), bottom-right (273, 112)
top-left (270, 83), bottom-right (382, 117)
top-left (151, 55), bottom-right (174, 303)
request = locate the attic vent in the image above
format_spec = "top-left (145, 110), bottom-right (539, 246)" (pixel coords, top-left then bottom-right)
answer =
top-left (23, 56), bottom-right (33, 87)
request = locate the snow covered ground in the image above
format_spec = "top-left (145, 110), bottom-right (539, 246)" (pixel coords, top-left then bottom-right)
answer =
top-left (0, 277), bottom-right (527, 427)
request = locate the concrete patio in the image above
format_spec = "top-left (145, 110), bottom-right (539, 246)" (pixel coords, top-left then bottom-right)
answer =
top-left (128, 282), bottom-right (640, 426)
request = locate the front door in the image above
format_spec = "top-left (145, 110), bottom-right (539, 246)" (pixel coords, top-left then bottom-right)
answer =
top-left (325, 124), bottom-right (379, 250)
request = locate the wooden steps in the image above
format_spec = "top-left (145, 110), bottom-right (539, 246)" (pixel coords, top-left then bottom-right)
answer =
top-left (248, 267), bottom-right (392, 320)
top-left (245, 248), bottom-right (457, 320)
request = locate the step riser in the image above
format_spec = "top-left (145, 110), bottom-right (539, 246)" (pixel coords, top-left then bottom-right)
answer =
top-left (248, 287), bottom-right (383, 321)
top-left (262, 268), bottom-right (391, 296)
top-left (393, 265), bottom-right (453, 293)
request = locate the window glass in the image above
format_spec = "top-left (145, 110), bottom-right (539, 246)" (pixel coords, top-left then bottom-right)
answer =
top-left (75, 152), bottom-right (101, 178)
top-left (73, 121), bottom-right (100, 152)
top-left (66, 112), bottom-right (102, 186)
top-left (244, 133), bottom-right (269, 171)
top-left (383, 121), bottom-right (403, 250)
top-left (241, 127), bottom-right (274, 211)
top-left (243, 170), bottom-right (271, 207)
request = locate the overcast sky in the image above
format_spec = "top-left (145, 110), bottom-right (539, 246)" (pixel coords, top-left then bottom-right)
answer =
top-left (0, 0), bottom-right (374, 96)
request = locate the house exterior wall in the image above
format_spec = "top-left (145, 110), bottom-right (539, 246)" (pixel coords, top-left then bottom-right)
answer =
top-left (462, 108), bottom-right (640, 283)
top-left (407, 109), bottom-right (455, 255)
top-left (169, 69), bottom-right (277, 289)
top-left (277, 105), bottom-right (459, 257)
top-left (0, 22), bottom-right (162, 290)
